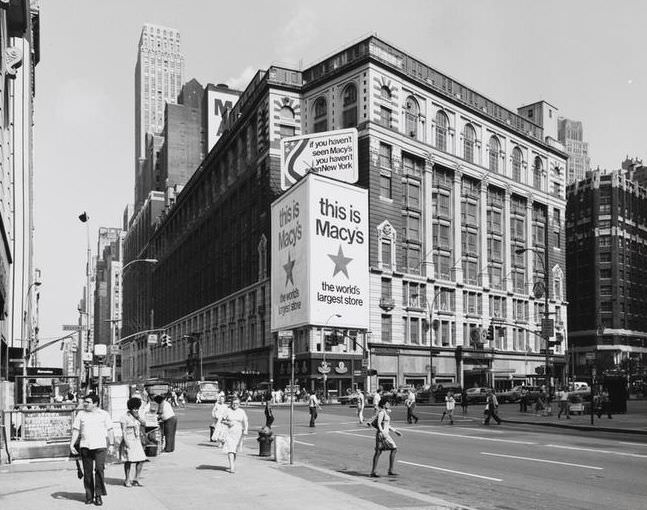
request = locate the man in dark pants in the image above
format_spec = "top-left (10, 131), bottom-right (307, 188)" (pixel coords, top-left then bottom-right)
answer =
top-left (70, 393), bottom-right (114, 506)
top-left (308, 390), bottom-right (321, 427)
top-left (154, 395), bottom-right (177, 452)
top-left (483, 390), bottom-right (502, 425)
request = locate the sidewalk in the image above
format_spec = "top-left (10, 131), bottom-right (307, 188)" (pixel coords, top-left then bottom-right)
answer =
top-left (0, 430), bottom-right (472, 510)
top-left (498, 397), bottom-right (647, 434)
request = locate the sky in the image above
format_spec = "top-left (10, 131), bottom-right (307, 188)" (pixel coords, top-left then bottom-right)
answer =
top-left (33, 0), bottom-right (647, 366)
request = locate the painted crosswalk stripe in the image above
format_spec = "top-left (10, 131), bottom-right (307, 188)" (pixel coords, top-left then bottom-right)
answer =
top-left (398, 460), bottom-right (503, 482)
top-left (481, 452), bottom-right (603, 470)
top-left (545, 444), bottom-right (647, 459)
top-left (294, 440), bottom-right (315, 446)
top-left (403, 428), bottom-right (536, 445)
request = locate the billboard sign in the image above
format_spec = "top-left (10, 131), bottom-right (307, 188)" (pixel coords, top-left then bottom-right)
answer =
top-left (271, 173), bottom-right (369, 331)
top-left (280, 128), bottom-right (358, 190)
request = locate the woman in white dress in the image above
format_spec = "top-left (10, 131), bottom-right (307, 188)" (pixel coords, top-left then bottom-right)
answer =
top-left (222, 397), bottom-right (248, 473)
top-left (120, 397), bottom-right (147, 487)
top-left (210, 395), bottom-right (228, 446)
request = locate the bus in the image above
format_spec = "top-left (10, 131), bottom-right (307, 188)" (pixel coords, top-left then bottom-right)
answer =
top-left (185, 380), bottom-right (220, 402)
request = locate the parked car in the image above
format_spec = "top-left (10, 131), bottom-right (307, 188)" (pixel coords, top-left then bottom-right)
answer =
top-left (432, 383), bottom-right (463, 403)
top-left (464, 387), bottom-right (492, 404)
top-left (497, 386), bottom-right (522, 403)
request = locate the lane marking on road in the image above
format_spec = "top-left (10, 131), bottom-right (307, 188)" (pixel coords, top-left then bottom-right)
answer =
top-left (403, 428), bottom-right (536, 445)
top-left (294, 440), bottom-right (315, 446)
top-left (334, 431), bottom-right (374, 439)
top-left (619, 441), bottom-right (647, 448)
top-left (480, 452), bottom-right (603, 470)
top-left (398, 460), bottom-right (503, 482)
top-left (545, 444), bottom-right (647, 459)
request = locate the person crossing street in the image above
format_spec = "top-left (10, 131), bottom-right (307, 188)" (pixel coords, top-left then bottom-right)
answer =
top-left (405, 389), bottom-right (419, 424)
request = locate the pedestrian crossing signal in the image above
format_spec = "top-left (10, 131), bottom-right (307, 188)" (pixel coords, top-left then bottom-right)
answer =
top-left (161, 334), bottom-right (172, 347)
top-left (486, 323), bottom-right (494, 342)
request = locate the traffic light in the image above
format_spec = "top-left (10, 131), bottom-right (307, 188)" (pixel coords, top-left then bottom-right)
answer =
top-left (486, 322), bottom-right (494, 342)
top-left (161, 334), bottom-right (172, 347)
top-left (548, 333), bottom-right (563, 348)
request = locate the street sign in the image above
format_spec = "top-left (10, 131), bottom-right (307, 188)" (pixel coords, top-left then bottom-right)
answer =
top-left (62, 324), bottom-right (82, 331)
top-left (110, 345), bottom-right (120, 355)
top-left (541, 319), bottom-right (554, 338)
top-left (147, 334), bottom-right (158, 345)
top-left (361, 358), bottom-right (368, 367)
top-left (277, 331), bottom-right (292, 359)
top-left (353, 370), bottom-right (362, 376)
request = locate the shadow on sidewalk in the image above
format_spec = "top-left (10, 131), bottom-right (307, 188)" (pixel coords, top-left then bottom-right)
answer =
top-left (196, 464), bottom-right (228, 471)
top-left (51, 491), bottom-right (86, 503)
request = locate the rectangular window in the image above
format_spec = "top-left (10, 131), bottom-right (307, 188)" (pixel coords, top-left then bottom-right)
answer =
top-left (433, 192), bottom-right (451, 218)
top-left (279, 124), bottom-right (295, 138)
top-left (461, 201), bottom-right (478, 226)
top-left (487, 209), bottom-right (502, 233)
top-left (433, 223), bottom-right (451, 249)
top-left (434, 253), bottom-right (451, 280)
top-left (463, 292), bottom-right (482, 315)
top-left (381, 239), bottom-right (393, 270)
top-left (379, 106), bottom-right (392, 128)
top-left (407, 214), bottom-right (421, 241)
top-left (380, 173), bottom-right (392, 199)
top-left (405, 180), bottom-right (421, 209)
top-left (488, 238), bottom-right (502, 261)
top-left (407, 245), bottom-right (421, 273)
top-left (410, 318), bottom-right (420, 345)
top-left (402, 154), bottom-right (424, 177)
top-left (379, 143), bottom-right (392, 168)
top-left (437, 288), bottom-right (455, 311)
top-left (461, 230), bottom-right (478, 255)
top-left (463, 259), bottom-right (478, 285)
top-left (381, 278), bottom-right (392, 299)
top-left (489, 265), bottom-right (503, 289)
top-left (381, 315), bottom-right (392, 343)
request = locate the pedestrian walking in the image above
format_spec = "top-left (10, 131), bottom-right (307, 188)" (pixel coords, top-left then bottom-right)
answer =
top-left (308, 390), bottom-right (321, 427)
top-left (264, 398), bottom-right (275, 428)
top-left (222, 397), bottom-right (248, 473)
top-left (519, 386), bottom-right (529, 413)
top-left (405, 389), bottom-right (419, 424)
top-left (461, 388), bottom-right (469, 414)
top-left (120, 397), bottom-right (147, 487)
top-left (69, 393), bottom-right (115, 506)
top-left (356, 389), bottom-right (366, 424)
top-left (210, 394), bottom-right (229, 445)
top-left (369, 400), bottom-right (402, 478)
top-left (154, 394), bottom-right (177, 452)
top-left (441, 391), bottom-right (456, 424)
top-left (598, 389), bottom-right (612, 419)
top-left (556, 386), bottom-right (570, 419)
top-left (196, 390), bottom-right (203, 404)
top-left (372, 389), bottom-right (382, 411)
top-left (483, 389), bottom-right (501, 425)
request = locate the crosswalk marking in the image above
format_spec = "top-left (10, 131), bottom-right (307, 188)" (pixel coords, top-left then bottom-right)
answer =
top-left (399, 460), bottom-right (503, 482)
top-left (481, 452), bottom-right (603, 470)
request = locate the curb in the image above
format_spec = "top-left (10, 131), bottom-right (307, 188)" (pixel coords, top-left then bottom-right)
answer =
top-left (502, 418), bottom-right (647, 435)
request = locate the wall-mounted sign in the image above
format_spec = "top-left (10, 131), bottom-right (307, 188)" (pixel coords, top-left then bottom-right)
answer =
top-left (271, 173), bottom-right (369, 331)
top-left (280, 128), bottom-right (358, 190)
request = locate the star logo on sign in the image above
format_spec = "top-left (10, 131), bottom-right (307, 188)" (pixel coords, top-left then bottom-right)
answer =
top-left (283, 252), bottom-right (295, 287)
top-left (328, 244), bottom-right (353, 279)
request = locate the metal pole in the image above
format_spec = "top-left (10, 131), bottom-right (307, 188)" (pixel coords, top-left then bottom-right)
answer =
top-left (289, 336), bottom-right (295, 465)
top-left (85, 221), bottom-right (91, 392)
top-left (544, 210), bottom-right (550, 396)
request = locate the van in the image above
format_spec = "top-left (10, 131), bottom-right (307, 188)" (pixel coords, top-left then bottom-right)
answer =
top-left (573, 382), bottom-right (590, 391)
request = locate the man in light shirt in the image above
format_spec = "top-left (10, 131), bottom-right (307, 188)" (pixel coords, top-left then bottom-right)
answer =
top-left (154, 394), bottom-right (177, 452)
top-left (69, 393), bottom-right (114, 506)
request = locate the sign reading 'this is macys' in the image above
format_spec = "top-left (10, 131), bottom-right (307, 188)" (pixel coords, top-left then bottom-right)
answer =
top-left (270, 172), bottom-right (369, 332)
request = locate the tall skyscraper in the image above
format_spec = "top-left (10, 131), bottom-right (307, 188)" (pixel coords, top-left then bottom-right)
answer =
top-left (134, 23), bottom-right (184, 210)
top-left (558, 118), bottom-right (591, 184)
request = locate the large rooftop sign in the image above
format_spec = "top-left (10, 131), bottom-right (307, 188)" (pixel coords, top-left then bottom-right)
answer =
top-left (280, 128), bottom-right (358, 190)
top-left (271, 172), bottom-right (368, 331)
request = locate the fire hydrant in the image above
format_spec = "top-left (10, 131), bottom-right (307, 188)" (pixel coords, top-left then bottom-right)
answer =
top-left (257, 426), bottom-right (273, 457)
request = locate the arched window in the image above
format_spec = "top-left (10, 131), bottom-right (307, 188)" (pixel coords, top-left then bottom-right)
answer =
top-left (380, 86), bottom-right (392, 100)
top-left (435, 111), bottom-right (449, 151)
top-left (533, 157), bottom-right (543, 190)
top-left (488, 136), bottom-right (500, 173)
top-left (405, 96), bottom-right (419, 138)
top-left (342, 84), bottom-right (358, 128)
top-left (512, 147), bottom-right (523, 182)
top-left (280, 106), bottom-right (294, 121)
top-left (463, 123), bottom-right (476, 163)
top-left (313, 96), bottom-right (327, 133)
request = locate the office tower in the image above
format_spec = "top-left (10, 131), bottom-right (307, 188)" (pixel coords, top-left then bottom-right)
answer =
top-left (558, 118), bottom-right (591, 184)
top-left (134, 23), bottom-right (184, 210)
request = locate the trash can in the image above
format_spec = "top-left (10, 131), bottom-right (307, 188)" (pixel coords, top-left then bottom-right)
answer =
top-left (144, 426), bottom-right (161, 457)
top-left (257, 426), bottom-right (273, 457)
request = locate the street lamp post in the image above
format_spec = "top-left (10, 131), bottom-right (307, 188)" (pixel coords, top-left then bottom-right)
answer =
top-left (321, 313), bottom-right (341, 402)
top-left (79, 212), bottom-right (91, 391)
top-left (515, 211), bottom-right (551, 395)
top-left (21, 280), bottom-right (41, 403)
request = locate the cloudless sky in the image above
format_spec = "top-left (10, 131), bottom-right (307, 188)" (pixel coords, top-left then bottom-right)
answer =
top-left (33, 0), bottom-right (647, 366)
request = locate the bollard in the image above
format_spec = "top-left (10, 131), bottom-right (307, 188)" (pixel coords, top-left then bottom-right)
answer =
top-left (257, 426), bottom-right (273, 457)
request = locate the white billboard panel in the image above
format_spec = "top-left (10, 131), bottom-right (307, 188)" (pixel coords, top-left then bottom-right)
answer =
top-left (271, 173), bottom-right (369, 331)
top-left (280, 128), bottom-right (358, 190)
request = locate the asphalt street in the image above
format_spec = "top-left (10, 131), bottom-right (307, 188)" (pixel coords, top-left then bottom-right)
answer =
top-left (175, 403), bottom-right (647, 510)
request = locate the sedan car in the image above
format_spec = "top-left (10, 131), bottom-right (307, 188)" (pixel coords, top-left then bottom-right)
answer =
top-left (464, 387), bottom-right (492, 404)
